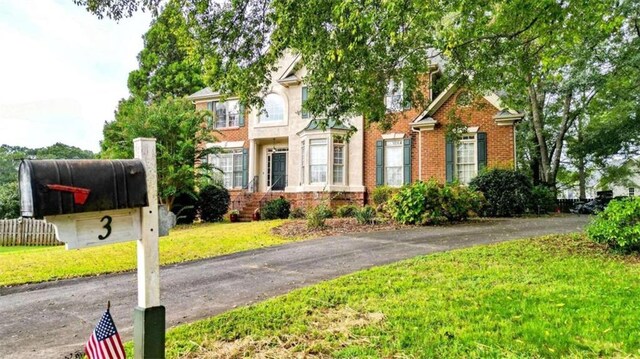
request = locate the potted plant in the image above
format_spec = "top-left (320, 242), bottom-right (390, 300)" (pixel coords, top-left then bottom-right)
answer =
top-left (252, 208), bottom-right (261, 221)
top-left (229, 209), bottom-right (240, 222)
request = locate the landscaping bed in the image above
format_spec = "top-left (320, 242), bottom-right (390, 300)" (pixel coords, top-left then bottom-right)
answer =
top-left (271, 217), bottom-right (410, 238)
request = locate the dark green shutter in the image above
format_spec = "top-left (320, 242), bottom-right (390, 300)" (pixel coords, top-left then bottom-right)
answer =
top-left (376, 140), bottom-right (384, 186)
top-left (242, 148), bottom-right (248, 188)
top-left (446, 139), bottom-right (455, 183)
top-left (238, 104), bottom-right (245, 127)
top-left (477, 132), bottom-right (487, 173)
top-left (301, 87), bottom-right (309, 119)
top-left (403, 138), bottom-right (412, 185)
top-left (207, 101), bottom-right (214, 128)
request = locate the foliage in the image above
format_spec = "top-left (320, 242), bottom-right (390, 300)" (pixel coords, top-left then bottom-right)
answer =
top-left (530, 185), bottom-right (557, 214)
top-left (171, 192), bottom-right (199, 225)
top-left (160, 234), bottom-right (640, 358)
top-left (354, 205), bottom-right (376, 225)
top-left (127, 0), bottom-right (204, 101)
top-left (0, 220), bottom-right (298, 287)
top-left (0, 182), bottom-right (19, 219)
top-left (469, 169), bottom-right (532, 217)
top-left (101, 97), bottom-right (216, 209)
top-left (335, 204), bottom-right (359, 218)
top-left (389, 180), bottom-right (483, 225)
top-left (306, 204), bottom-right (332, 229)
top-left (197, 185), bottom-right (229, 223)
top-left (261, 197), bottom-right (291, 220)
top-left (77, 0), bottom-right (638, 190)
top-left (587, 197), bottom-right (640, 252)
top-left (371, 186), bottom-right (397, 206)
top-left (0, 143), bottom-right (95, 185)
top-left (288, 207), bottom-right (306, 219)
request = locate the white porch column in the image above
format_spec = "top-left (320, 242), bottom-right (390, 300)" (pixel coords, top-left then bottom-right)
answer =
top-left (249, 139), bottom-right (257, 192)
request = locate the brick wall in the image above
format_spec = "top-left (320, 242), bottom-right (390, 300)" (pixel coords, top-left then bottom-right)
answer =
top-left (363, 90), bottom-right (515, 203)
top-left (194, 101), bottom-right (250, 145)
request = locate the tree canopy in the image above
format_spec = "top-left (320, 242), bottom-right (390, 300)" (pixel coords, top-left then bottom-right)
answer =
top-left (101, 97), bottom-right (216, 209)
top-left (77, 0), bottom-right (640, 190)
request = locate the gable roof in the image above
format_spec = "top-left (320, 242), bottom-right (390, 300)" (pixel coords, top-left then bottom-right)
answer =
top-left (410, 83), bottom-right (522, 125)
top-left (277, 53), bottom-right (302, 86)
top-left (187, 87), bottom-right (219, 101)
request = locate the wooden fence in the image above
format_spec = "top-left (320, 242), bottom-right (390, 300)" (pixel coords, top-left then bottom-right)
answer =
top-left (0, 218), bottom-right (60, 246)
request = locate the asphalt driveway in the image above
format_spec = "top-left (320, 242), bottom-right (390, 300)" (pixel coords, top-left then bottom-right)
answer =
top-left (0, 215), bottom-right (589, 358)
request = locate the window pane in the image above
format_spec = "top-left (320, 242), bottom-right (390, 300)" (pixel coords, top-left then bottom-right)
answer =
top-left (260, 93), bottom-right (284, 122)
top-left (385, 80), bottom-right (403, 111)
top-left (456, 138), bottom-right (476, 184)
top-left (215, 102), bottom-right (227, 128)
top-left (310, 139), bottom-right (327, 183)
top-left (384, 140), bottom-right (403, 186)
top-left (333, 165), bottom-right (343, 184)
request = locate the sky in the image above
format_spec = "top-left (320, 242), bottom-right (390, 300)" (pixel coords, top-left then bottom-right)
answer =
top-left (0, 0), bottom-right (152, 153)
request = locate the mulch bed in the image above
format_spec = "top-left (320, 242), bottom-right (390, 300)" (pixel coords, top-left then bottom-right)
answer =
top-left (271, 218), bottom-right (412, 238)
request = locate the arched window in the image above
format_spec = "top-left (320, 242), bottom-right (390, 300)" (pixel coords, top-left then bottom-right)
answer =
top-left (259, 93), bottom-right (285, 123)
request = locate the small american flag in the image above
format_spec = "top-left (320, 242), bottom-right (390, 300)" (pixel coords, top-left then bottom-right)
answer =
top-left (84, 309), bottom-right (125, 359)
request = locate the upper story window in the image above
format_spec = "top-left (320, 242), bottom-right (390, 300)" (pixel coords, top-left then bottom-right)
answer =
top-left (385, 80), bottom-right (404, 112)
top-left (208, 100), bottom-right (240, 128)
top-left (630, 188), bottom-right (635, 197)
top-left (259, 93), bottom-right (285, 123)
top-left (301, 86), bottom-right (310, 119)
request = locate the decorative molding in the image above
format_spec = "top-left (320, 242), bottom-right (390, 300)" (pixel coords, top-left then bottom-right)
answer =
top-left (381, 133), bottom-right (406, 140)
top-left (206, 141), bottom-right (245, 149)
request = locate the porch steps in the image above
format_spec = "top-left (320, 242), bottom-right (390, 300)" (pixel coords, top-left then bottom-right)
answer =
top-left (238, 200), bottom-right (261, 222)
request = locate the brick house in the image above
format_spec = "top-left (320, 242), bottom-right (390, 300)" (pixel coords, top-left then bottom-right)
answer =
top-left (188, 53), bottom-right (522, 220)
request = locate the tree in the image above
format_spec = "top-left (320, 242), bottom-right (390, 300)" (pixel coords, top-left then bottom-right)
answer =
top-left (77, 0), bottom-right (639, 190)
top-left (101, 97), bottom-right (216, 210)
top-left (0, 182), bottom-right (19, 219)
top-left (127, 0), bottom-right (205, 101)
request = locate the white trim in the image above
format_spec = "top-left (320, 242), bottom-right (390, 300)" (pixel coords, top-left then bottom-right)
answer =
top-left (207, 141), bottom-right (245, 149)
top-left (381, 133), bottom-right (406, 140)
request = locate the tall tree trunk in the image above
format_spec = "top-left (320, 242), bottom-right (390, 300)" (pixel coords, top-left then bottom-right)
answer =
top-left (527, 80), bottom-right (551, 184)
top-left (576, 115), bottom-right (586, 200)
top-left (549, 92), bottom-right (574, 187)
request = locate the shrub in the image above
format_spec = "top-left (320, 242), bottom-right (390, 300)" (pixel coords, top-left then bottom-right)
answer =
top-left (289, 207), bottom-right (306, 219)
top-left (306, 203), bottom-right (332, 229)
top-left (0, 182), bottom-right (19, 219)
top-left (529, 185), bottom-right (556, 214)
top-left (355, 205), bottom-right (376, 224)
top-left (336, 204), bottom-right (359, 218)
top-left (372, 186), bottom-right (397, 206)
top-left (586, 197), bottom-right (640, 252)
top-left (261, 197), bottom-right (291, 220)
top-left (388, 180), bottom-right (484, 225)
top-left (171, 192), bottom-right (199, 224)
top-left (469, 168), bottom-right (532, 217)
top-left (197, 185), bottom-right (230, 222)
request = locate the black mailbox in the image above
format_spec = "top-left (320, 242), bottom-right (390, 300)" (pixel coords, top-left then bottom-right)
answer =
top-left (19, 159), bottom-right (148, 219)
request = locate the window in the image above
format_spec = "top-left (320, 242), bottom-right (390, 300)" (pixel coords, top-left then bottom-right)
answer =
top-left (333, 141), bottom-right (344, 184)
top-left (630, 188), bottom-right (635, 197)
top-left (456, 135), bottom-right (477, 185)
top-left (210, 100), bottom-right (239, 128)
top-left (309, 139), bottom-right (328, 183)
top-left (259, 93), bottom-right (285, 123)
top-left (301, 140), bottom-right (305, 184)
top-left (301, 86), bottom-right (309, 119)
top-left (210, 149), bottom-right (243, 189)
top-left (384, 140), bottom-right (403, 186)
top-left (455, 91), bottom-right (472, 107)
top-left (385, 80), bottom-right (404, 112)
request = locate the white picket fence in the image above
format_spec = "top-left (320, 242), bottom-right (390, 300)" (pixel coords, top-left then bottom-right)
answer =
top-left (0, 218), bottom-right (60, 246)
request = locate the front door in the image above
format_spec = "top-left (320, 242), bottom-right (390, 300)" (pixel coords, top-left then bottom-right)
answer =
top-left (271, 152), bottom-right (287, 191)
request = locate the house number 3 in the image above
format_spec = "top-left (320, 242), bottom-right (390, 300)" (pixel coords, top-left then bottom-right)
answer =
top-left (98, 215), bottom-right (112, 240)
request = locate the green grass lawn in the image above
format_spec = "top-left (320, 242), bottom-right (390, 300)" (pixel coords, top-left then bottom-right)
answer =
top-left (158, 234), bottom-right (640, 358)
top-left (0, 220), bottom-right (296, 287)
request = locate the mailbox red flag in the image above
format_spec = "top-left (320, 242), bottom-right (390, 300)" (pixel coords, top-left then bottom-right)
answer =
top-left (46, 184), bottom-right (90, 205)
top-left (84, 308), bottom-right (125, 359)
